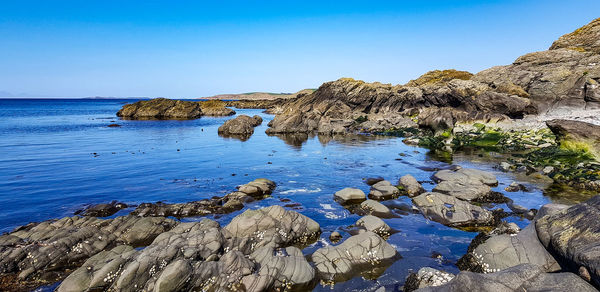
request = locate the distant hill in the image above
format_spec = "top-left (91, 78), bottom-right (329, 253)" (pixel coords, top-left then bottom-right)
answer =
top-left (205, 89), bottom-right (316, 100)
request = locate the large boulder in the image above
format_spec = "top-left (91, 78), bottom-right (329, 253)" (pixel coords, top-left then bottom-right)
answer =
top-left (224, 205), bottom-right (320, 252)
top-left (218, 114), bottom-right (263, 138)
top-left (416, 264), bottom-right (597, 292)
top-left (355, 215), bottom-right (392, 237)
top-left (431, 168), bottom-right (500, 202)
top-left (404, 267), bottom-right (455, 291)
top-left (312, 231), bottom-right (398, 282)
top-left (459, 224), bottom-right (560, 274)
top-left (536, 195), bottom-right (600, 287)
top-left (546, 119), bottom-right (600, 160)
top-left (412, 192), bottom-right (495, 227)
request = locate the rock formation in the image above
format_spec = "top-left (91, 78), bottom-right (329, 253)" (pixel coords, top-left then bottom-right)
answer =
top-left (218, 114), bottom-right (263, 140)
top-left (116, 98), bottom-right (235, 119)
top-left (266, 18), bottom-right (600, 134)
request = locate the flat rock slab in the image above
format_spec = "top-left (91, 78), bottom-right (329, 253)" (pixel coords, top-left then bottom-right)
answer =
top-left (416, 264), bottom-right (597, 292)
top-left (368, 180), bottom-right (400, 200)
top-left (432, 168), bottom-right (498, 186)
top-left (536, 195), bottom-right (600, 287)
top-left (412, 192), bottom-right (495, 227)
top-left (334, 188), bottom-right (366, 204)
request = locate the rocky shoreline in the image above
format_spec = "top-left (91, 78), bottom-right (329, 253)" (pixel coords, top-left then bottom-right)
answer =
top-left (42, 17), bottom-right (597, 292)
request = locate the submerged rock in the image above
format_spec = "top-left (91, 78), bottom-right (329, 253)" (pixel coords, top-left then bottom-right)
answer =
top-left (417, 264), bottom-right (597, 292)
top-left (412, 192), bottom-right (495, 227)
top-left (312, 231), bottom-right (398, 282)
top-left (76, 201), bottom-right (128, 217)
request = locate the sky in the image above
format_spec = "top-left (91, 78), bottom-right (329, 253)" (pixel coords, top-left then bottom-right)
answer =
top-left (0, 1), bottom-right (598, 98)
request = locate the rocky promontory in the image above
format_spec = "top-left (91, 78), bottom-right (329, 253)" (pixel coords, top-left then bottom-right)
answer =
top-left (116, 98), bottom-right (235, 119)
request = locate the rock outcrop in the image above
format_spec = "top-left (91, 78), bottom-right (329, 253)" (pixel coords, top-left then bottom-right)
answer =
top-left (266, 18), bottom-right (600, 134)
top-left (116, 98), bottom-right (235, 120)
top-left (131, 178), bottom-right (275, 218)
top-left (536, 195), bottom-right (600, 287)
top-left (218, 114), bottom-right (263, 140)
top-left (431, 168), bottom-right (499, 202)
top-left (57, 206), bottom-right (322, 292)
top-left (0, 216), bottom-right (176, 291)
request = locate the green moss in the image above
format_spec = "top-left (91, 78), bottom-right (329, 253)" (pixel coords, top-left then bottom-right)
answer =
top-left (354, 115), bottom-right (368, 124)
top-left (440, 129), bottom-right (452, 138)
top-left (473, 123), bottom-right (486, 131)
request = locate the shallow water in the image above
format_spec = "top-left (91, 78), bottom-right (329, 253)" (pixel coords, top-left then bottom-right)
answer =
top-left (0, 98), bottom-right (567, 290)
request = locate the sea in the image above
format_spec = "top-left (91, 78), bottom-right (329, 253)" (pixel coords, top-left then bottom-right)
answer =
top-left (0, 98), bottom-right (561, 290)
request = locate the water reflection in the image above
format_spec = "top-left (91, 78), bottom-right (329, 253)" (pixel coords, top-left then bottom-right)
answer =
top-left (268, 132), bottom-right (398, 149)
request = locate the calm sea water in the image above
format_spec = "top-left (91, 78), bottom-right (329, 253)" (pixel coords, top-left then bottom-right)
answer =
top-left (0, 98), bottom-right (556, 290)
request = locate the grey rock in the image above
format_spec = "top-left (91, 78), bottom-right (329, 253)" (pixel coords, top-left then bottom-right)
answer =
top-left (0, 215), bottom-right (176, 290)
top-left (412, 192), bottom-right (495, 227)
top-left (334, 187), bottom-right (366, 204)
top-left (433, 180), bottom-right (492, 201)
top-left (312, 231), bottom-right (398, 282)
top-left (360, 200), bottom-right (393, 217)
top-left (224, 205), bottom-right (321, 252)
top-left (432, 168), bottom-right (498, 186)
top-left (398, 174), bottom-right (425, 197)
top-left (498, 162), bottom-right (511, 172)
top-left (533, 203), bottom-right (568, 220)
top-left (542, 166), bottom-right (555, 175)
top-left (461, 224), bottom-right (560, 274)
top-left (536, 195), bottom-right (600, 287)
top-left (416, 264), bottom-right (597, 292)
top-left (242, 246), bottom-right (315, 291)
top-left (368, 180), bottom-right (400, 200)
top-left (355, 215), bottom-right (391, 237)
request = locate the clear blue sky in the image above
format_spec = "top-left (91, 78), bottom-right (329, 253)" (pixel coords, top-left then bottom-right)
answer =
top-left (1, 1), bottom-right (598, 98)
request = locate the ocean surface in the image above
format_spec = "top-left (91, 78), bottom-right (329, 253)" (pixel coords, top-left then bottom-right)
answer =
top-left (0, 98), bottom-right (560, 290)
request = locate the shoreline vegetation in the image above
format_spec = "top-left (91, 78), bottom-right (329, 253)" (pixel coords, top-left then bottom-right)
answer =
top-left (2, 18), bottom-right (600, 292)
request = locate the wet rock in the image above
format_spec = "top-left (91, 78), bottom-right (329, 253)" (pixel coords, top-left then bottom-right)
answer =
top-left (131, 179), bottom-right (275, 218)
top-left (312, 231), bottom-right (398, 282)
top-left (418, 264), bottom-right (597, 292)
top-left (498, 162), bottom-right (511, 172)
top-left (218, 114), bottom-right (263, 138)
top-left (0, 215), bottom-right (176, 291)
top-left (355, 215), bottom-right (391, 237)
top-left (398, 174), bottom-right (425, 197)
top-left (432, 168), bottom-right (498, 186)
top-left (458, 224), bottom-right (560, 274)
top-left (76, 201), bottom-right (128, 217)
top-left (107, 123), bottom-right (121, 127)
top-left (536, 195), bottom-right (600, 287)
top-left (365, 177), bottom-right (385, 186)
top-left (433, 180), bottom-right (492, 201)
top-left (329, 231), bottom-right (342, 242)
top-left (224, 205), bottom-right (320, 253)
top-left (404, 267), bottom-right (455, 291)
top-left (504, 182), bottom-right (527, 192)
top-left (58, 219), bottom-right (226, 292)
top-left (412, 192), bottom-right (495, 227)
top-left (360, 200), bottom-right (393, 218)
top-left (368, 180), bottom-right (400, 200)
top-left (334, 187), bottom-right (366, 204)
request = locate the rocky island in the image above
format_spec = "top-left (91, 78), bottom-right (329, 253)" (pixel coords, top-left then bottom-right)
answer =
top-left (2, 17), bottom-right (599, 292)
